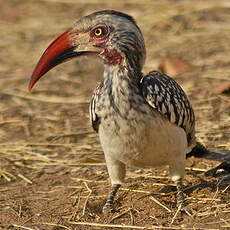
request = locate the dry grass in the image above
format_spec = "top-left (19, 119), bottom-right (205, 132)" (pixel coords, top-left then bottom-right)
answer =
top-left (0, 0), bottom-right (229, 229)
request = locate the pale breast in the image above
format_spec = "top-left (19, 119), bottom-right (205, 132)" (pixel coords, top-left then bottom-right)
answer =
top-left (99, 110), bottom-right (188, 168)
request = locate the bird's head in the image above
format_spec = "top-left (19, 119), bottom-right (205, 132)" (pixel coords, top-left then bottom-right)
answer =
top-left (29, 10), bottom-right (146, 90)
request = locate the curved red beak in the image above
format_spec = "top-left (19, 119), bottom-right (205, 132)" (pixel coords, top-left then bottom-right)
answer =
top-left (29, 28), bottom-right (102, 90)
top-left (29, 30), bottom-right (78, 90)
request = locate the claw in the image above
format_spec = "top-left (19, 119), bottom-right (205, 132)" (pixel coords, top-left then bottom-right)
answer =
top-left (102, 184), bottom-right (121, 214)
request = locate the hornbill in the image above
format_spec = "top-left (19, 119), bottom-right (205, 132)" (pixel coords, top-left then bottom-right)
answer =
top-left (29, 10), bottom-right (199, 213)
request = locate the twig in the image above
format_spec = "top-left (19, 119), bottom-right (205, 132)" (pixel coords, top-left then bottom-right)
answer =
top-left (129, 208), bottom-right (134, 225)
top-left (149, 196), bottom-right (172, 213)
top-left (40, 222), bottom-right (72, 230)
top-left (10, 224), bottom-right (35, 230)
top-left (222, 184), bottom-right (230, 193)
top-left (200, 218), bottom-right (230, 225)
top-left (210, 178), bottom-right (221, 204)
top-left (0, 143), bottom-right (75, 147)
top-left (120, 188), bottom-right (152, 194)
top-left (203, 76), bottom-right (230, 80)
top-left (0, 169), bottom-right (16, 181)
top-left (187, 197), bottom-right (221, 201)
top-left (22, 216), bottom-right (34, 225)
top-left (18, 174), bottom-right (33, 184)
top-left (69, 193), bottom-right (81, 221)
top-left (80, 181), bottom-right (92, 218)
top-left (68, 221), bottom-right (219, 229)
top-left (109, 208), bottom-right (133, 223)
top-left (71, 177), bottom-right (107, 183)
top-left (3, 91), bottom-right (88, 105)
top-left (186, 167), bottom-right (207, 172)
top-left (46, 132), bottom-right (92, 141)
top-left (128, 175), bottom-right (167, 180)
top-left (30, 0), bottom-right (156, 4)
top-left (0, 120), bottom-right (22, 125)
top-left (170, 205), bottom-right (182, 225)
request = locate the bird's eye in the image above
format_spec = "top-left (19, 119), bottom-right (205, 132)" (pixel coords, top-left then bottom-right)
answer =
top-left (94, 28), bottom-right (103, 37)
top-left (91, 25), bottom-right (109, 39)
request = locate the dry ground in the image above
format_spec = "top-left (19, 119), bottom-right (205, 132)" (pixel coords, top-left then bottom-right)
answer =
top-left (0, 0), bottom-right (230, 229)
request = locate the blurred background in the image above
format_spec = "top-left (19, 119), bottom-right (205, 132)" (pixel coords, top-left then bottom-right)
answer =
top-left (0, 0), bottom-right (229, 229)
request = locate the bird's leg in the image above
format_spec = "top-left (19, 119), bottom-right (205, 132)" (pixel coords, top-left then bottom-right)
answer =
top-left (175, 178), bottom-right (185, 207)
top-left (102, 156), bottom-right (126, 213)
top-left (169, 157), bottom-right (186, 207)
top-left (103, 184), bottom-right (121, 213)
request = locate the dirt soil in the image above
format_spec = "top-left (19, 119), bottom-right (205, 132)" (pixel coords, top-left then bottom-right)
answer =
top-left (0, 0), bottom-right (230, 229)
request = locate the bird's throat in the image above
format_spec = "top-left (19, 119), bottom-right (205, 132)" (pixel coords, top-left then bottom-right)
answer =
top-left (100, 49), bottom-right (123, 66)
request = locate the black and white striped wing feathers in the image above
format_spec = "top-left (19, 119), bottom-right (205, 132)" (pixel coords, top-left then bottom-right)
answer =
top-left (90, 82), bottom-right (103, 132)
top-left (141, 71), bottom-right (195, 146)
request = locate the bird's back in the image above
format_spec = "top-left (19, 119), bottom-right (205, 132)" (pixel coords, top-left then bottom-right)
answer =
top-left (141, 71), bottom-right (196, 149)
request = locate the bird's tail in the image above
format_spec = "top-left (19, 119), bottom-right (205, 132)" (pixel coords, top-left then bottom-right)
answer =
top-left (186, 142), bottom-right (209, 158)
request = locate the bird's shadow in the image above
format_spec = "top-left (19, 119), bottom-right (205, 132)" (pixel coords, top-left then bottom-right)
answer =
top-left (143, 149), bottom-right (230, 203)
top-left (160, 149), bottom-right (230, 198)
top-left (198, 149), bottom-right (230, 161)
top-left (189, 148), bottom-right (230, 177)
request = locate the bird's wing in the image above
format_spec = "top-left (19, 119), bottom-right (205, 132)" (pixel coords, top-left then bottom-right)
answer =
top-left (141, 71), bottom-right (195, 147)
top-left (89, 82), bottom-right (103, 132)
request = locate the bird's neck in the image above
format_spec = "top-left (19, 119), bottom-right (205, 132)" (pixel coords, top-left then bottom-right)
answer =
top-left (103, 65), bottom-right (145, 117)
top-left (104, 64), bottom-right (142, 84)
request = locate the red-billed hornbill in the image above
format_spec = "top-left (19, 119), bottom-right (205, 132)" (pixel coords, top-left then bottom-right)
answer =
top-left (29, 10), bottom-right (196, 213)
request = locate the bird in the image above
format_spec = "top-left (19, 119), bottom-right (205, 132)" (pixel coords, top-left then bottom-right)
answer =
top-left (29, 10), bottom-right (197, 213)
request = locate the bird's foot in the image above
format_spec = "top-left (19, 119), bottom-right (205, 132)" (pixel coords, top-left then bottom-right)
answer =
top-left (102, 184), bottom-right (121, 214)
